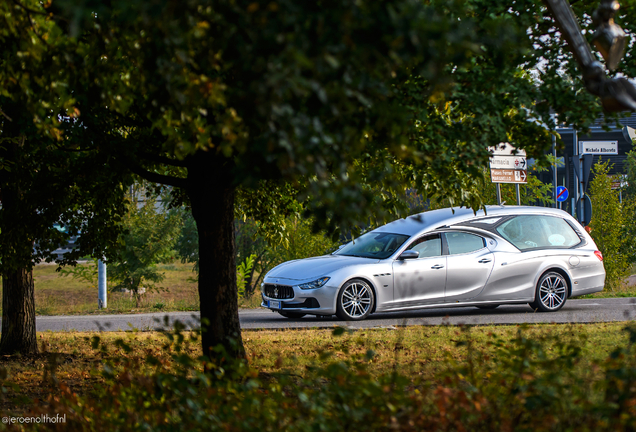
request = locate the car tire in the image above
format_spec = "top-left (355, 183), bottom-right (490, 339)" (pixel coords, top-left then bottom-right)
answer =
top-left (277, 311), bottom-right (306, 319)
top-left (335, 279), bottom-right (375, 321)
top-left (529, 271), bottom-right (568, 312)
top-left (477, 305), bottom-right (499, 310)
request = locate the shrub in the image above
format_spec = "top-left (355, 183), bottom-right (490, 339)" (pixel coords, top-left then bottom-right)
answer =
top-left (589, 160), bottom-right (630, 291)
top-left (24, 324), bottom-right (636, 431)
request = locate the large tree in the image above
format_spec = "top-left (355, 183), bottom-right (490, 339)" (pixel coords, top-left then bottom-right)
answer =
top-left (0, 2), bottom-right (130, 354)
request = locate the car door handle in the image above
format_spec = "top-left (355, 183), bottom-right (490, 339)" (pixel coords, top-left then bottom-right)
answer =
top-left (431, 264), bottom-right (444, 269)
top-left (478, 258), bottom-right (492, 264)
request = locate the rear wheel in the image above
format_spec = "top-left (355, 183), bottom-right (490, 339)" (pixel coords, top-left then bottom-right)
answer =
top-left (277, 311), bottom-right (306, 319)
top-left (336, 279), bottom-right (375, 321)
top-left (529, 271), bottom-right (568, 312)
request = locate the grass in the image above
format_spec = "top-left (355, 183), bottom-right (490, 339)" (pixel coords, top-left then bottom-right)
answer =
top-left (30, 261), bottom-right (200, 315)
top-left (0, 322), bottom-right (631, 416)
top-left (17, 261), bottom-right (262, 316)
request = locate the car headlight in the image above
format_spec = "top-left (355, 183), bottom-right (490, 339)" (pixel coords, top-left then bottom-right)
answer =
top-left (298, 277), bottom-right (330, 290)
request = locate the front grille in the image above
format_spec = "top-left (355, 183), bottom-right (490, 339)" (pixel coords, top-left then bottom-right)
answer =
top-left (264, 284), bottom-right (294, 299)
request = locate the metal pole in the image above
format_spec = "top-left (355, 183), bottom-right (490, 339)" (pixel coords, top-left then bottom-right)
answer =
top-left (578, 141), bottom-right (585, 223)
top-left (574, 129), bottom-right (582, 221)
top-left (515, 184), bottom-right (521, 205)
top-left (552, 133), bottom-right (558, 208)
top-left (496, 184), bottom-right (502, 205)
top-left (98, 259), bottom-right (107, 309)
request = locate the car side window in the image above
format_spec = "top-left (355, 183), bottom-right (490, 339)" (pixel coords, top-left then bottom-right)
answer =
top-left (445, 232), bottom-right (485, 255)
top-left (405, 234), bottom-right (442, 258)
top-left (496, 215), bottom-right (581, 250)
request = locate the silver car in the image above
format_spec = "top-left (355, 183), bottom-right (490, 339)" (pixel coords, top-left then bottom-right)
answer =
top-left (261, 206), bottom-right (605, 320)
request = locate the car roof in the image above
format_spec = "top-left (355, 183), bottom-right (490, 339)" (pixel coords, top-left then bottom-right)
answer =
top-left (374, 205), bottom-right (577, 237)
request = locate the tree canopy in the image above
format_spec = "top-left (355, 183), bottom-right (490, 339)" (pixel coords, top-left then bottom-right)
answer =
top-left (1, 0), bottom-right (632, 357)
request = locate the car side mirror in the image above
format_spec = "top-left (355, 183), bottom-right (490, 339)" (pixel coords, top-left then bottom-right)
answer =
top-left (398, 250), bottom-right (419, 260)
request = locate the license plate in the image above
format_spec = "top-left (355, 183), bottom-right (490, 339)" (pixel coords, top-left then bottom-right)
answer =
top-left (269, 300), bottom-right (281, 309)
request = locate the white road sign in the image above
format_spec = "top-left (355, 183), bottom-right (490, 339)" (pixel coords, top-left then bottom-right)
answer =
top-left (489, 155), bottom-right (527, 170)
top-left (489, 143), bottom-right (528, 184)
top-left (579, 141), bottom-right (618, 155)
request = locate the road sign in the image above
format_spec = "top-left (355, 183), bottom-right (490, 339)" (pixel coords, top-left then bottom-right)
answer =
top-left (489, 156), bottom-right (527, 170)
top-left (556, 186), bottom-right (568, 202)
top-left (579, 141), bottom-right (618, 155)
top-left (490, 169), bottom-right (527, 184)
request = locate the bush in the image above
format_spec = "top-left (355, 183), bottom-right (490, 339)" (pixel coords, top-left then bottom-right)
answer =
top-left (23, 324), bottom-right (636, 431)
top-left (589, 160), bottom-right (630, 291)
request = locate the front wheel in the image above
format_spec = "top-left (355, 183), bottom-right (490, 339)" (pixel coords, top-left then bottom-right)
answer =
top-left (335, 279), bottom-right (375, 321)
top-left (529, 271), bottom-right (568, 312)
top-left (277, 311), bottom-right (306, 319)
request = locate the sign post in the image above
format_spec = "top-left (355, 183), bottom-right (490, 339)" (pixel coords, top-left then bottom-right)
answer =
top-left (489, 143), bottom-right (528, 205)
top-left (98, 259), bottom-right (107, 309)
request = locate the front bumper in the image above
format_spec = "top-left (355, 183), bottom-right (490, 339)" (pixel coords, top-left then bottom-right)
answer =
top-left (261, 280), bottom-right (338, 315)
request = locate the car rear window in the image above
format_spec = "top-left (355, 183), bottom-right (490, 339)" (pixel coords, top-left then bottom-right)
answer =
top-left (496, 215), bottom-right (581, 250)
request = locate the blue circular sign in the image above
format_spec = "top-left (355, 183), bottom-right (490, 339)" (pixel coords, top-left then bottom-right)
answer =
top-left (556, 186), bottom-right (568, 202)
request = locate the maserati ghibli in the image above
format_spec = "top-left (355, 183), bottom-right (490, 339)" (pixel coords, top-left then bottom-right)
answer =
top-left (261, 206), bottom-right (605, 320)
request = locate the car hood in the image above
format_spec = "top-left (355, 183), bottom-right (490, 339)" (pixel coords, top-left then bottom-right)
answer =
top-left (266, 255), bottom-right (379, 281)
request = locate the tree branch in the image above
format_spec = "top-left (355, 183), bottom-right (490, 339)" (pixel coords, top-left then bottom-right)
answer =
top-left (128, 164), bottom-right (189, 189)
top-left (0, 108), bottom-right (12, 122)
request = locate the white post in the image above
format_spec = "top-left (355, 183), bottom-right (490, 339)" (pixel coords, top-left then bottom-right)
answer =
top-left (98, 259), bottom-right (107, 309)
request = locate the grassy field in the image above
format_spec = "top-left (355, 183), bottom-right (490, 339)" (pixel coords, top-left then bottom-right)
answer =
top-left (0, 322), bottom-right (631, 416)
top-left (22, 261), bottom-right (261, 316)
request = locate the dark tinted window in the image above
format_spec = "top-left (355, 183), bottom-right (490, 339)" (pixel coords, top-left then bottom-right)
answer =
top-left (405, 235), bottom-right (442, 258)
top-left (335, 231), bottom-right (409, 259)
top-left (445, 232), bottom-right (485, 255)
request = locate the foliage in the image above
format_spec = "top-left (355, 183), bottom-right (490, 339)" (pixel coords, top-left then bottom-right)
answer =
top-left (108, 194), bottom-right (181, 307)
top-left (236, 255), bottom-right (256, 299)
top-left (622, 148), bottom-right (636, 264)
top-left (59, 258), bottom-right (99, 289)
top-left (589, 160), bottom-right (630, 291)
top-left (25, 323), bottom-right (636, 431)
top-left (236, 216), bottom-right (340, 297)
top-left (173, 208), bottom-right (199, 273)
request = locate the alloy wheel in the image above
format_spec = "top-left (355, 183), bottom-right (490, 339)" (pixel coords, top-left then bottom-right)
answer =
top-left (337, 280), bottom-right (374, 320)
top-left (537, 272), bottom-right (567, 311)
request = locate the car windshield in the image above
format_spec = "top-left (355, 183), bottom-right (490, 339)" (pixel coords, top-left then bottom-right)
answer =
top-left (334, 231), bottom-right (409, 259)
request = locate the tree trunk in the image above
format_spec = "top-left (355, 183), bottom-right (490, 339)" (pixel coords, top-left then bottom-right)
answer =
top-left (0, 269), bottom-right (37, 355)
top-left (187, 152), bottom-right (245, 361)
top-left (0, 106), bottom-right (38, 355)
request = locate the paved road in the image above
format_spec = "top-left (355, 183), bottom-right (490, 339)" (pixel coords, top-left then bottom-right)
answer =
top-left (34, 297), bottom-right (636, 332)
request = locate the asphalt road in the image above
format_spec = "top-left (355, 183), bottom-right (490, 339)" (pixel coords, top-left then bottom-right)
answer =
top-left (34, 297), bottom-right (636, 332)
